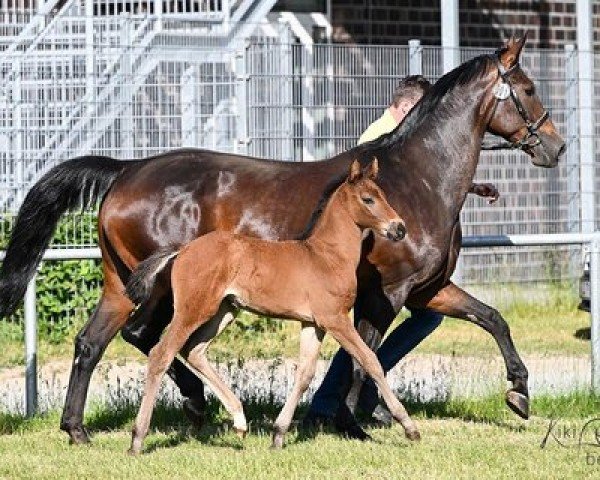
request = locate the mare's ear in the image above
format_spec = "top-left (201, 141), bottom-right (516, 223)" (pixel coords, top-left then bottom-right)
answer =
top-left (348, 159), bottom-right (362, 183)
top-left (498, 32), bottom-right (527, 69)
top-left (364, 157), bottom-right (379, 180)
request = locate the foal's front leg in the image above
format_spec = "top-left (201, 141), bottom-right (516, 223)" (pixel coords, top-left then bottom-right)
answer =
top-left (323, 315), bottom-right (420, 441)
top-left (272, 322), bottom-right (325, 449)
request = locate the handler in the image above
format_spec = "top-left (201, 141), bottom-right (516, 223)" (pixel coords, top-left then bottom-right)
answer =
top-left (303, 75), bottom-right (499, 432)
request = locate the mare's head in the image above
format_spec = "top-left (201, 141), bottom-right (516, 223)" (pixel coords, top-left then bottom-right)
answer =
top-left (487, 34), bottom-right (565, 167)
top-left (340, 159), bottom-right (406, 241)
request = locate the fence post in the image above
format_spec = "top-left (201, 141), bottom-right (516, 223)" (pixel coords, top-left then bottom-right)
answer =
top-left (590, 234), bottom-right (600, 393)
top-left (564, 44), bottom-right (579, 234)
top-left (24, 277), bottom-right (37, 417)
top-left (408, 39), bottom-right (422, 75)
top-left (577, 0), bottom-right (595, 233)
top-left (85, 0), bottom-right (95, 119)
top-left (121, 14), bottom-right (134, 158)
top-left (234, 39), bottom-right (249, 155)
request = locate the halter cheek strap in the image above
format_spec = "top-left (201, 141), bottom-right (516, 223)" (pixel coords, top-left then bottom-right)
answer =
top-left (493, 58), bottom-right (550, 150)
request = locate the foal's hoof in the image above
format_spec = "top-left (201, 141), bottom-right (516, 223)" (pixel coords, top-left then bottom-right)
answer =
top-left (505, 390), bottom-right (529, 420)
top-left (127, 447), bottom-right (141, 456)
top-left (67, 426), bottom-right (91, 445)
top-left (405, 429), bottom-right (421, 441)
top-left (234, 427), bottom-right (247, 439)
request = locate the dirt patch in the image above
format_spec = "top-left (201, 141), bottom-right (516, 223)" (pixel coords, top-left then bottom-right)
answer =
top-left (0, 354), bottom-right (591, 414)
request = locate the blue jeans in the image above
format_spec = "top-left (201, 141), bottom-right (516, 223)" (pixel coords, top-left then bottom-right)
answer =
top-left (308, 308), bottom-right (443, 417)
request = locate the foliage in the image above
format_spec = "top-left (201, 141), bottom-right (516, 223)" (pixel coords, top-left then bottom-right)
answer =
top-left (0, 214), bottom-right (102, 343)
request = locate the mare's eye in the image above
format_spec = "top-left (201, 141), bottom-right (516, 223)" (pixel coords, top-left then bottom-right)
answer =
top-left (362, 197), bottom-right (374, 205)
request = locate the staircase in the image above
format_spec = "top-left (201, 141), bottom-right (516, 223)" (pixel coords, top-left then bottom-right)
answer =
top-left (0, 0), bottom-right (279, 211)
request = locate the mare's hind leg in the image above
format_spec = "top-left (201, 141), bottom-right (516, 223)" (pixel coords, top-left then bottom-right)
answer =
top-left (129, 300), bottom-right (223, 455)
top-left (180, 303), bottom-right (247, 435)
top-left (122, 295), bottom-right (207, 426)
top-left (60, 281), bottom-right (132, 444)
top-left (324, 315), bottom-right (420, 441)
top-left (272, 323), bottom-right (325, 449)
top-left (425, 282), bottom-right (530, 419)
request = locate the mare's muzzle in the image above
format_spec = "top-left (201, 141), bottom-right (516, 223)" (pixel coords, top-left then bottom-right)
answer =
top-left (386, 222), bottom-right (406, 242)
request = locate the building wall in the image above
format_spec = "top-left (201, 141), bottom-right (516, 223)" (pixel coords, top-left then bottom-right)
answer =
top-left (330, 0), bottom-right (588, 48)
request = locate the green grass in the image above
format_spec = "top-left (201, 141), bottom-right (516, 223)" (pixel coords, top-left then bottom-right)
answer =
top-left (1, 392), bottom-right (599, 479)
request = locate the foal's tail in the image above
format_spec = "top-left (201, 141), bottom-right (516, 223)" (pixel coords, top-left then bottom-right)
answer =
top-left (125, 249), bottom-right (179, 306)
top-left (0, 156), bottom-right (137, 318)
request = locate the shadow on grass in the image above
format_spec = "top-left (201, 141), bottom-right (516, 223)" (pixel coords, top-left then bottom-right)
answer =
top-left (3, 391), bottom-right (598, 448)
top-left (574, 327), bottom-right (590, 340)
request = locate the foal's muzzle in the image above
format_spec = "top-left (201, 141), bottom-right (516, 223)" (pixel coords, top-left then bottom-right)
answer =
top-left (386, 222), bottom-right (406, 242)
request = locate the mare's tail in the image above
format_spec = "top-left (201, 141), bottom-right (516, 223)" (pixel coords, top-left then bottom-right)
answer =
top-left (125, 249), bottom-right (179, 306)
top-left (0, 156), bottom-right (136, 318)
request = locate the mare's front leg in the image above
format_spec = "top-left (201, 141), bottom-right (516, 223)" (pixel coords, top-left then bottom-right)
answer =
top-left (425, 282), bottom-right (530, 418)
top-left (324, 315), bottom-right (420, 441)
top-left (345, 287), bottom-right (398, 414)
top-left (272, 323), bottom-right (325, 449)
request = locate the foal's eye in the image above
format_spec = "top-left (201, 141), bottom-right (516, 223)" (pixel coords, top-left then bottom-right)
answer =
top-left (362, 196), bottom-right (374, 205)
top-left (524, 86), bottom-right (535, 96)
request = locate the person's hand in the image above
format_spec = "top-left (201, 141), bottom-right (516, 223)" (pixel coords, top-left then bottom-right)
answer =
top-left (470, 183), bottom-right (499, 204)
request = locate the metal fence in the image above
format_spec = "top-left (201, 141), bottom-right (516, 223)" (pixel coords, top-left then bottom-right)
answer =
top-left (0, 15), bottom-right (597, 284)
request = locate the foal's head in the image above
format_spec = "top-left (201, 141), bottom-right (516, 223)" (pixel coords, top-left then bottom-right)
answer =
top-left (340, 159), bottom-right (406, 241)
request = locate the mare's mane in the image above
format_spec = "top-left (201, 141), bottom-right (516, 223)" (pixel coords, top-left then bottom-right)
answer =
top-left (358, 54), bottom-right (495, 154)
top-left (295, 174), bottom-right (347, 241)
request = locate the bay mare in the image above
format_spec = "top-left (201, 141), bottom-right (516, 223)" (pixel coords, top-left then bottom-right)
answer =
top-left (125, 159), bottom-right (417, 453)
top-left (0, 36), bottom-right (565, 444)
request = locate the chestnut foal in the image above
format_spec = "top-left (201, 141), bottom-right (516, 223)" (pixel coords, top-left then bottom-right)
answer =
top-left (125, 159), bottom-right (419, 454)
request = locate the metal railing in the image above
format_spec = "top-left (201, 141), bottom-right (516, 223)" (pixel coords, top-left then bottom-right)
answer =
top-left (2, 233), bottom-right (599, 417)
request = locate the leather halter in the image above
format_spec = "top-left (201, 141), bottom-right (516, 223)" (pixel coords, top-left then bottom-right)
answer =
top-left (493, 57), bottom-right (550, 150)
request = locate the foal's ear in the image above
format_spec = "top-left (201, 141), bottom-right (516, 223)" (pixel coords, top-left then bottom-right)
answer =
top-left (364, 157), bottom-right (379, 180)
top-left (499, 32), bottom-right (527, 69)
top-left (348, 159), bottom-right (362, 183)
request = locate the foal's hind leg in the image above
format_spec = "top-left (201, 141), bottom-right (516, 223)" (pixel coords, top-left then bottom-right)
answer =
top-left (60, 283), bottom-right (132, 444)
top-left (122, 295), bottom-right (207, 427)
top-left (129, 301), bottom-right (222, 455)
top-left (180, 303), bottom-right (247, 435)
top-left (272, 323), bottom-right (325, 449)
top-left (324, 315), bottom-right (420, 441)
top-left (425, 282), bottom-right (530, 419)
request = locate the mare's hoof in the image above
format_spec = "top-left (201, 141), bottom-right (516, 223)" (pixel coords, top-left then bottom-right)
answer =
top-left (182, 397), bottom-right (206, 429)
top-left (67, 426), bottom-right (91, 445)
top-left (405, 429), bottom-right (421, 441)
top-left (505, 390), bottom-right (529, 419)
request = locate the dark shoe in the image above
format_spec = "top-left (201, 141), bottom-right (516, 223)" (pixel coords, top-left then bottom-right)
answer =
top-left (182, 397), bottom-right (206, 429)
top-left (334, 404), bottom-right (371, 441)
top-left (300, 411), bottom-right (335, 431)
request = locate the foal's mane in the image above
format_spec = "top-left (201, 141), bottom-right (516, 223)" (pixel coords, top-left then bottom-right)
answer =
top-left (295, 174), bottom-right (347, 241)
top-left (358, 54), bottom-right (495, 153)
